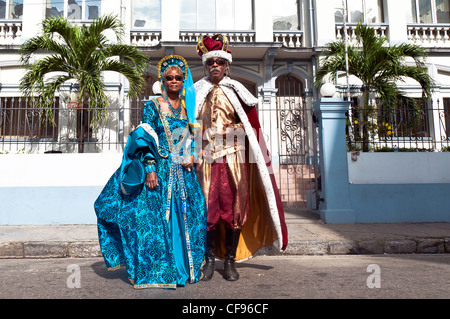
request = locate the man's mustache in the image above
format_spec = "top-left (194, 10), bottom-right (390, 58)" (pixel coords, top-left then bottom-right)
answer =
top-left (210, 67), bottom-right (220, 72)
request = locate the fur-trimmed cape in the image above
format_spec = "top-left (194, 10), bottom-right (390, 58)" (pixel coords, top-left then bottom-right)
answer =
top-left (195, 76), bottom-right (288, 260)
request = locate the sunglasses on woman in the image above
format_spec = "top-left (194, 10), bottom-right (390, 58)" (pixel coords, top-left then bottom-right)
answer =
top-left (206, 59), bottom-right (226, 66)
top-left (165, 75), bottom-right (184, 81)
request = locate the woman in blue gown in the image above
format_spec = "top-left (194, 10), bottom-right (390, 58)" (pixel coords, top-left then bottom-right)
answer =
top-left (94, 55), bottom-right (206, 289)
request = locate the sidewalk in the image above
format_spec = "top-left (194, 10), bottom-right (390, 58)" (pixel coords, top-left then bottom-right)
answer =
top-left (0, 208), bottom-right (449, 258)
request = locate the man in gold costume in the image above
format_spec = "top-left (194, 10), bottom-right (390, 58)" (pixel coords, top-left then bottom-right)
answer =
top-left (195, 35), bottom-right (288, 282)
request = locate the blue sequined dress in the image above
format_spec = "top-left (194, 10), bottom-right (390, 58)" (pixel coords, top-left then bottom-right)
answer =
top-left (94, 99), bottom-right (206, 289)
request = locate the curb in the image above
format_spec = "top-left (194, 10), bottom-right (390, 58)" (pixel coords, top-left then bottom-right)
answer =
top-left (1, 237), bottom-right (449, 259)
top-left (0, 241), bottom-right (102, 259)
top-left (282, 237), bottom-right (450, 255)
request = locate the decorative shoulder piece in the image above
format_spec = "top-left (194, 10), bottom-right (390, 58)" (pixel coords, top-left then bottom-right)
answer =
top-left (221, 77), bottom-right (258, 107)
top-left (137, 123), bottom-right (159, 148)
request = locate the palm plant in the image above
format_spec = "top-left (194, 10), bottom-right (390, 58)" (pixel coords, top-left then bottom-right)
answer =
top-left (315, 23), bottom-right (434, 151)
top-left (19, 14), bottom-right (148, 152)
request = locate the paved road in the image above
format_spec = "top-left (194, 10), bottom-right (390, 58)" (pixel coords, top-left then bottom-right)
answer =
top-left (1, 255), bottom-right (449, 301)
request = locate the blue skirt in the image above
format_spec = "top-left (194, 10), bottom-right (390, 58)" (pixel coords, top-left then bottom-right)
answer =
top-left (94, 161), bottom-right (207, 289)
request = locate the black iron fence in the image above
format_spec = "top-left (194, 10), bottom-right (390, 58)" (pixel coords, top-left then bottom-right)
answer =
top-left (0, 96), bottom-right (146, 154)
top-left (4, 95), bottom-right (450, 155)
top-left (346, 98), bottom-right (450, 152)
top-left (0, 93), bottom-right (318, 208)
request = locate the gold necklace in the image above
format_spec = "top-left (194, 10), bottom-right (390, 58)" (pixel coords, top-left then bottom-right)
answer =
top-left (167, 99), bottom-right (181, 118)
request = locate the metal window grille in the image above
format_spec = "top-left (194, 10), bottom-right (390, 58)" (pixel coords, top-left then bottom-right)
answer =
top-left (346, 98), bottom-right (450, 152)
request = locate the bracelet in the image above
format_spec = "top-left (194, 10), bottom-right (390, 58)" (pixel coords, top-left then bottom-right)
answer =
top-left (144, 164), bottom-right (156, 174)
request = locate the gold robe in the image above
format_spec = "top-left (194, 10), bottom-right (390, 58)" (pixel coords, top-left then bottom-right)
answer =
top-left (196, 85), bottom-right (249, 229)
top-left (196, 84), bottom-right (279, 261)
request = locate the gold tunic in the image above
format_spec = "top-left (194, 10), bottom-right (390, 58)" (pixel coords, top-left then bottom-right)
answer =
top-left (196, 85), bottom-right (249, 229)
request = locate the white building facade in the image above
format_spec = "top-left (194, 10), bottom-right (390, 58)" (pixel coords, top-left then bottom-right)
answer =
top-left (1, 0), bottom-right (450, 222)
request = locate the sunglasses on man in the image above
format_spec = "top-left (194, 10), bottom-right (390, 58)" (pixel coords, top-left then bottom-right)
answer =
top-left (165, 75), bottom-right (184, 81)
top-left (206, 59), bottom-right (227, 66)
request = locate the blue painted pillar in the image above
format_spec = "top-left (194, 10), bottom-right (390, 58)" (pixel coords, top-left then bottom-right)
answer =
top-left (313, 97), bottom-right (355, 224)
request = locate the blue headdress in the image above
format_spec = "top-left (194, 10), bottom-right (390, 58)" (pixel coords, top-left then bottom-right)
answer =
top-left (157, 55), bottom-right (199, 133)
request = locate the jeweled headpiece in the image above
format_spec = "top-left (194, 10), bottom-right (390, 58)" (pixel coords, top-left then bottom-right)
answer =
top-left (157, 55), bottom-right (189, 83)
top-left (156, 55), bottom-right (198, 131)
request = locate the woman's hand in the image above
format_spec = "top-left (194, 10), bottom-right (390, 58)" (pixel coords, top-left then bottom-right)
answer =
top-left (181, 155), bottom-right (195, 171)
top-left (146, 171), bottom-right (158, 189)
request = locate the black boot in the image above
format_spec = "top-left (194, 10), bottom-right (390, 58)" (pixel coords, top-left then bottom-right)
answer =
top-left (202, 230), bottom-right (215, 281)
top-left (223, 228), bottom-right (240, 281)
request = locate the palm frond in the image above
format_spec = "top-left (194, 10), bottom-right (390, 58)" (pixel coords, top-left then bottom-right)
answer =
top-left (103, 44), bottom-right (148, 71)
top-left (315, 22), bottom-right (434, 101)
top-left (87, 13), bottom-right (124, 43)
top-left (19, 35), bottom-right (72, 65)
top-left (100, 59), bottom-right (145, 98)
top-left (19, 14), bottom-right (148, 128)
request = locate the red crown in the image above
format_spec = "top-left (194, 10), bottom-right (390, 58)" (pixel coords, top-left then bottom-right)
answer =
top-left (197, 34), bottom-right (232, 65)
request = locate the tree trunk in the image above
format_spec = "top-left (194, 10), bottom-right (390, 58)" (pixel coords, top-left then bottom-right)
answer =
top-left (72, 94), bottom-right (90, 154)
top-left (362, 88), bottom-right (370, 152)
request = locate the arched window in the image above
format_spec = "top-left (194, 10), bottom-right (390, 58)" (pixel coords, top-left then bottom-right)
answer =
top-left (276, 74), bottom-right (304, 98)
top-left (274, 74), bottom-right (316, 208)
top-left (275, 74), bottom-right (306, 162)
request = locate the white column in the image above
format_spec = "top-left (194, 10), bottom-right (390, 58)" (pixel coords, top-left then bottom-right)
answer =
top-left (385, 0), bottom-right (409, 44)
top-left (161, 0), bottom-right (180, 42)
top-left (314, 0), bottom-right (336, 46)
top-left (119, 0), bottom-right (132, 44)
top-left (100, 0), bottom-right (123, 94)
top-left (21, 0), bottom-right (46, 43)
top-left (101, 0), bottom-right (121, 16)
top-left (254, 0), bottom-right (273, 42)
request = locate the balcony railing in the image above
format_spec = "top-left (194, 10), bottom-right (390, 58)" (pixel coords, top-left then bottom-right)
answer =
top-left (273, 31), bottom-right (304, 48)
top-left (407, 24), bottom-right (450, 47)
top-left (179, 31), bottom-right (256, 44)
top-left (335, 23), bottom-right (389, 42)
top-left (130, 30), bottom-right (161, 47)
top-left (0, 20), bottom-right (22, 45)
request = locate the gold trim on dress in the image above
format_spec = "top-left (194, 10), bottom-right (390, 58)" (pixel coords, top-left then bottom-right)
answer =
top-left (133, 283), bottom-right (177, 289)
top-left (107, 263), bottom-right (126, 271)
top-left (156, 100), bottom-right (197, 285)
top-left (160, 110), bottom-right (188, 121)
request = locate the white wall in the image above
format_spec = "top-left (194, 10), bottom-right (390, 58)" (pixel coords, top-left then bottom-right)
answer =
top-left (348, 152), bottom-right (450, 184)
top-left (0, 153), bottom-right (122, 224)
top-left (0, 153), bottom-right (122, 188)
